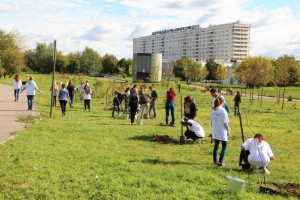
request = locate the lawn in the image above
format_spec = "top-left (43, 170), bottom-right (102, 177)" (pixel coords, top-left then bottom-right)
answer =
top-left (0, 74), bottom-right (299, 199)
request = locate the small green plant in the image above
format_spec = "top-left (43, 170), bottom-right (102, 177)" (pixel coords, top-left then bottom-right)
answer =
top-left (16, 115), bottom-right (39, 124)
top-left (288, 96), bottom-right (293, 101)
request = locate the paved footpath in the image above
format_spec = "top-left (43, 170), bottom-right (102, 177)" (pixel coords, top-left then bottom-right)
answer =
top-left (0, 83), bottom-right (39, 144)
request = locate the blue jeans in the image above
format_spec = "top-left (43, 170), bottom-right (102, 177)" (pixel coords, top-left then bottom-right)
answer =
top-left (213, 139), bottom-right (228, 163)
top-left (165, 101), bottom-right (175, 125)
top-left (27, 95), bottom-right (34, 110)
top-left (14, 89), bottom-right (20, 100)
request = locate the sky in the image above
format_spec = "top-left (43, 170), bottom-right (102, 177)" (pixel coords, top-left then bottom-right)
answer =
top-left (1, 0), bottom-right (300, 60)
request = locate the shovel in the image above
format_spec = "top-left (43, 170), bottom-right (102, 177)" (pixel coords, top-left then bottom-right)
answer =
top-left (180, 94), bottom-right (185, 144)
top-left (238, 112), bottom-right (250, 169)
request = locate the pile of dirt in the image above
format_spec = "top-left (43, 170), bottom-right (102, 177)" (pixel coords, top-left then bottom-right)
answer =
top-left (260, 182), bottom-right (300, 198)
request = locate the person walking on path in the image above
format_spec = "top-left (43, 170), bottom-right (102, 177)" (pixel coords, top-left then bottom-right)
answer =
top-left (83, 84), bottom-right (92, 112)
top-left (149, 86), bottom-right (157, 118)
top-left (67, 80), bottom-right (75, 108)
top-left (12, 74), bottom-right (22, 102)
top-left (165, 87), bottom-right (176, 126)
top-left (50, 81), bottom-right (59, 106)
top-left (58, 83), bottom-right (69, 115)
top-left (210, 97), bottom-right (230, 167)
top-left (233, 91), bottom-right (241, 116)
top-left (178, 84), bottom-right (181, 93)
top-left (21, 76), bottom-right (42, 110)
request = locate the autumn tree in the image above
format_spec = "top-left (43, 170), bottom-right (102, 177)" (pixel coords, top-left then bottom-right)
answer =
top-left (215, 65), bottom-right (227, 86)
top-left (0, 30), bottom-right (24, 77)
top-left (274, 55), bottom-right (300, 109)
top-left (235, 56), bottom-right (273, 104)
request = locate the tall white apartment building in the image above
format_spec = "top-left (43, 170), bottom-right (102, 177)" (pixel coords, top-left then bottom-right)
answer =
top-left (133, 21), bottom-right (250, 63)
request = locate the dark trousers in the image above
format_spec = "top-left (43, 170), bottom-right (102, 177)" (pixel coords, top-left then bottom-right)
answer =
top-left (14, 89), bottom-right (20, 100)
top-left (84, 99), bottom-right (91, 110)
top-left (53, 96), bottom-right (57, 106)
top-left (130, 105), bottom-right (138, 124)
top-left (59, 100), bottom-right (67, 114)
top-left (149, 100), bottom-right (156, 118)
top-left (185, 130), bottom-right (200, 140)
top-left (27, 95), bottom-right (34, 110)
top-left (213, 139), bottom-right (228, 163)
top-left (69, 94), bottom-right (74, 107)
top-left (234, 103), bottom-right (240, 115)
top-left (112, 103), bottom-right (121, 117)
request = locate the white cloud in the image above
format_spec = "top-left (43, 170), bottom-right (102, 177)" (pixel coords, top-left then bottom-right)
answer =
top-left (0, 0), bottom-right (299, 59)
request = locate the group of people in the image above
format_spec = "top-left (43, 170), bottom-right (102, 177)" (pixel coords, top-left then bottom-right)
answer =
top-left (50, 80), bottom-right (92, 114)
top-left (167, 87), bottom-right (274, 173)
top-left (12, 75), bottom-right (92, 115)
top-left (116, 85), bottom-right (158, 125)
top-left (12, 76), bottom-right (274, 173)
top-left (12, 75), bottom-right (42, 110)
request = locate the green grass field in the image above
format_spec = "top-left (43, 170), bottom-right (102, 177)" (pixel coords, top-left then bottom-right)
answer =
top-left (0, 74), bottom-right (299, 199)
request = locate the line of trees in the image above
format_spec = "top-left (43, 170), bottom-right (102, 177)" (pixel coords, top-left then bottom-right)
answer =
top-left (173, 56), bottom-right (228, 84)
top-left (0, 30), bottom-right (133, 77)
top-left (234, 55), bottom-right (300, 108)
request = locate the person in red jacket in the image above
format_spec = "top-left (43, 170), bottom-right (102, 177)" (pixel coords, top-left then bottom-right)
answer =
top-left (165, 87), bottom-right (176, 126)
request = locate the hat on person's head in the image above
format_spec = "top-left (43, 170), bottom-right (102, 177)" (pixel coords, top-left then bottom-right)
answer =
top-left (210, 88), bottom-right (216, 93)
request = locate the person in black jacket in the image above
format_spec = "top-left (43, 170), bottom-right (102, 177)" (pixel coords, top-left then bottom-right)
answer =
top-left (233, 91), bottom-right (241, 116)
top-left (112, 91), bottom-right (126, 118)
top-left (184, 96), bottom-right (197, 120)
top-left (129, 88), bottom-right (139, 125)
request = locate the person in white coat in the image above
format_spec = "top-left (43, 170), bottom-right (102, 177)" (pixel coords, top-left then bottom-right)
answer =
top-left (181, 119), bottom-right (205, 144)
top-left (21, 76), bottom-right (42, 110)
top-left (210, 97), bottom-right (229, 167)
top-left (12, 74), bottom-right (22, 102)
top-left (242, 133), bottom-right (274, 174)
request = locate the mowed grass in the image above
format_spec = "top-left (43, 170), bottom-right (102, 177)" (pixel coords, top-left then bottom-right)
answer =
top-left (0, 74), bottom-right (299, 199)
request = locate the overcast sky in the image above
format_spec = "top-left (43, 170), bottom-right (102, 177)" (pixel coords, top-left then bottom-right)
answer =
top-left (1, 0), bottom-right (299, 60)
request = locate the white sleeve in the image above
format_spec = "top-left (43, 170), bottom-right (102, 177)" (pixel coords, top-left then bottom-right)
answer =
top-left (242, 139), bottom-right (251, 150)
top-left (266, 143), bottom-right (274, 158)
top-left (223, 109), bottom-right (229, 124)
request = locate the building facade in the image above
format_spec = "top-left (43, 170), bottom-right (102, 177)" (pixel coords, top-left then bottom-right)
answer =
top-left (133, 21), bottom-right (251, 63)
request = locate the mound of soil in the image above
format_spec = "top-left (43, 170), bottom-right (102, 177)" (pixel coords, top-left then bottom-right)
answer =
top-left (260, 182), bottom-right (300, 198)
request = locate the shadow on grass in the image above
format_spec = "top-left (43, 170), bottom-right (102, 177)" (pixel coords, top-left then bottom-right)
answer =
top-left (128, 135), bottom-right (181, 145)
top-left (141, 158), bottom-right (198, 165)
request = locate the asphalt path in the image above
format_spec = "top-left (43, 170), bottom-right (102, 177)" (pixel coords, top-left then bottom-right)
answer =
top-left (0, 83), bottom-right (39, 144)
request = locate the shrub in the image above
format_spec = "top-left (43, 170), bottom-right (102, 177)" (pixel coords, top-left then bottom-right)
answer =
top-left (288, 96), bottom-right (293, 102)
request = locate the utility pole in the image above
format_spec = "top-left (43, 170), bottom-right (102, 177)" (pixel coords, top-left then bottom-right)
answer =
top-left (50, 40), bottom-right (57, 117)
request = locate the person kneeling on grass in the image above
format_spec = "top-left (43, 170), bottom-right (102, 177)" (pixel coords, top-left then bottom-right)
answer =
top-left (181, 119), bottom-right (205, 144)
top-left (242, 133), bottom-right (274, 174)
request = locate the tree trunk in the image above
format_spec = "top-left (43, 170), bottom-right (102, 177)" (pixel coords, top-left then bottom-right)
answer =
top-left (281, 86), bottom-right (286, 109)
